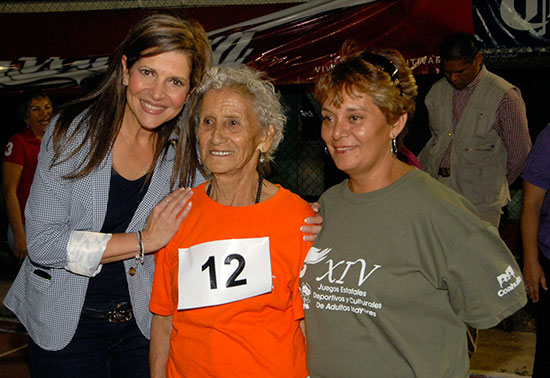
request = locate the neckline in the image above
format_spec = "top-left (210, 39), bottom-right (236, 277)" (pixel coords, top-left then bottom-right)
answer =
top-left (341, 168), bottom-right (419, 203)
top-left (206, 175), bottom-right (264, 205)
top-left (111, 168), bottom-right (148, 183)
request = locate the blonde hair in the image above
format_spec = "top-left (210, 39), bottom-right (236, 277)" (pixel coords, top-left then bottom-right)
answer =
top-left (315, 41), bottom-right (417, 126)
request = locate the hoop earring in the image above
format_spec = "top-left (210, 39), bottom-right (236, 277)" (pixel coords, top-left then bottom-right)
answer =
top-left (391, 138), bottom-right (397, 156)
top-left (324, 146), bottom-right (329, 155)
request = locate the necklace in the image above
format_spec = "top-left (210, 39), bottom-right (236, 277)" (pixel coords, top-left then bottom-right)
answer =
top-left (207, 175), bottom-right (264, 204)
top-left (118, 128), bottom-right (151, 175)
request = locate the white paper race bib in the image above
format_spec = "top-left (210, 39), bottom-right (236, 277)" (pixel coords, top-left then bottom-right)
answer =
top-left (177, 237), bottom-right (272, 310)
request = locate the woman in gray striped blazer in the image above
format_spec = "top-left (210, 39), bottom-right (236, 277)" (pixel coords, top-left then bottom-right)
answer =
top-left (4, 13), bottom-right (212, 377)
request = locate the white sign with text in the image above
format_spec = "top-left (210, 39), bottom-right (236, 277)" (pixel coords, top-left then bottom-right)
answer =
top-left (178, 237), bottom-right (272, 310)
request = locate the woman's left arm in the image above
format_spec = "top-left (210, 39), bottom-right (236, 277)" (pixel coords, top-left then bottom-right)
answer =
top-left (445, 222), bottom-right (527, 330)
top-left (2, 162), bottom-right (27, 260)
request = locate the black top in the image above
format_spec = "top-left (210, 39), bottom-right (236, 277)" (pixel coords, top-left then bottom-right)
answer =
top-left (84, 169), bottom-right (150, 306)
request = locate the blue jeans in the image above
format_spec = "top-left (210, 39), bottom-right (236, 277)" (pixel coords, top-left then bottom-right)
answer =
top-left (29, 301), bottom-right (150, 378)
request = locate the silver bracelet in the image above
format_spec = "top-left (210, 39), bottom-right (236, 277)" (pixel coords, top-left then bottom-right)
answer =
top-left (135, 231), bottom-right (144, 265)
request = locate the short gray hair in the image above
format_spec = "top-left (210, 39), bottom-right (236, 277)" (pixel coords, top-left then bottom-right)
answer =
top-left (189, 64), bottom-right (286, 164)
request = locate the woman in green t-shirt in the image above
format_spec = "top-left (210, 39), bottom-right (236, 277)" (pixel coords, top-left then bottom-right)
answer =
top-left (299, 42), bottom-right (527, 378)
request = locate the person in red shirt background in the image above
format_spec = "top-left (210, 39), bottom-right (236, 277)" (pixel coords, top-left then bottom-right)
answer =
top-left (3, 89), bottom-right (52, 260)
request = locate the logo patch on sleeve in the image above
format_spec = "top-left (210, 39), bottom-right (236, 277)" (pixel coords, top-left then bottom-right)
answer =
top-left (496, 265), bottom-right (522, 297)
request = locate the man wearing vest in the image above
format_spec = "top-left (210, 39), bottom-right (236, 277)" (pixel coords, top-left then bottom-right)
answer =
top-left (419, 32), bottom-right (531, 229)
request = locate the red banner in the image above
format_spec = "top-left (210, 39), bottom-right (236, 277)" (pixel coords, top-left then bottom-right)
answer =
top-left (0, 0), bottom-right (472, 91)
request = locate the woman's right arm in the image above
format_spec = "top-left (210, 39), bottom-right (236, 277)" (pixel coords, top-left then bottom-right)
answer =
top-left (26, 119), bottom-right (193, 275)
top-left (521, 180), bottom-right (548, 302)
top-left (150, 314), bottom-right (173, 378)
top-left (100, 188), bottom-right (193, 264)
top-left (62, 188), bottom-right (193, 276)
top-left (25, 121), bottom-right (78, 268)
top-left (2, 161), bottom-right (27, 260)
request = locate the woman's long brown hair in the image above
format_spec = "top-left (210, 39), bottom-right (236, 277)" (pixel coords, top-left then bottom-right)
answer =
top-left (51, 13), bottom-right (212, 185)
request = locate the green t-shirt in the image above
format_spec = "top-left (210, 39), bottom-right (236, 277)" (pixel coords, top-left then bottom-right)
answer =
top-left (300, 169), bottom-right (526, 378)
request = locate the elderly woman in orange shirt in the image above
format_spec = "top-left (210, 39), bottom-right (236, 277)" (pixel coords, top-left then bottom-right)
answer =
top-left (150, 65), bottom-right (311, 378)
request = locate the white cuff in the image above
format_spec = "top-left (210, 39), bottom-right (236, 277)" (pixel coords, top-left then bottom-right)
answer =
top-left (65, 231), bottom-right (112, 277)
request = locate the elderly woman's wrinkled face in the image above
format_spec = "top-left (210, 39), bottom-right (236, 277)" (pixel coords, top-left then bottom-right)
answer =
top-left (198, 87), bottom-right (272, 178)
top-left (321, 89), bottom-right (395, 178)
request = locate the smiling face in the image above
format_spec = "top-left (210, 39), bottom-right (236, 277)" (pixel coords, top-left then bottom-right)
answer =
top-left (197, 87), bottom-right (274, 179)
top-left (122, 51), bottom-right (192, 130)
top-left (25, 97), bottom-right (52, 137)
top-left (321, 88), bottom-right (403, 180)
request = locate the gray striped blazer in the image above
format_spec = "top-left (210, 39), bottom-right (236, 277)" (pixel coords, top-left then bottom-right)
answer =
top-left (4, 113), bottom-right (197, 351)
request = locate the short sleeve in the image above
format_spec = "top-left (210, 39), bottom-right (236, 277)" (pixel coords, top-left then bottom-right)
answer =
top-left (444, 226), bottom-right (527, 329)
top-left (150, 244), bottom-right (177, 316)
top-left (523, 124), bottom-right (550, 190)
top-left (293, 239), bottom-right (313, 321)
top-left (3, 134), bottom-right (25, 165)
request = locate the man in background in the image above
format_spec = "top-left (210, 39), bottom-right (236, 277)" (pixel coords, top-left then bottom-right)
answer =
top-left (419, 32), bottom-right (531, 229)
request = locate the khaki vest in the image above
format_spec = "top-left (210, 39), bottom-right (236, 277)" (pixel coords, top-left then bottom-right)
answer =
top-left (418, 69), bottom-right (514, 209)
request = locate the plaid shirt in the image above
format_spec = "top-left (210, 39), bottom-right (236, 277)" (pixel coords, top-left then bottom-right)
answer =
top-left (439, 66), bottom-right (531, 184)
